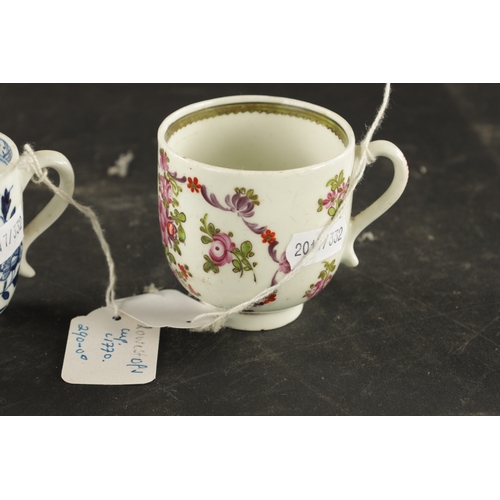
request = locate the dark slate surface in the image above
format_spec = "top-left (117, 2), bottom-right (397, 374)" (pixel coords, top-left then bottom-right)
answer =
top-left (0, 83), bottom-right (498, 415)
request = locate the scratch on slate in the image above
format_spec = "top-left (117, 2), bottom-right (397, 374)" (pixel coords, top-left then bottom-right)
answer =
top-left (350, 268), bottom-right (499, 354)
top-left (455, 316), bottom-right (500, 354)
top-left (257, 343), bottom-right (348, 415)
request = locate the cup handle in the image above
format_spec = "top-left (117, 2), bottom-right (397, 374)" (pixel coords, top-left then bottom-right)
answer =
top-left (18, 150), bottom-right (75, 278)
top-left (340, 140), bottom-right (408, 268)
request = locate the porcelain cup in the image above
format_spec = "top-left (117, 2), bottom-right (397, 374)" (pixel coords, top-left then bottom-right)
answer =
top-left (157, 95), bottom-right (408, 330)
top-left (0, 133), bottom-right (75, 313)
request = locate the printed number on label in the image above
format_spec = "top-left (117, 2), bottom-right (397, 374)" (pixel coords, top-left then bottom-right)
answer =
top-left (285, 218), bottom-right (346, 270)
top-left (294, 226), bottom-right (344, 258)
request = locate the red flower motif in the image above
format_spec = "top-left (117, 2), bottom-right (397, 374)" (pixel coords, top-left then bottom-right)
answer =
top-left (167, 220), bottom-right (177, 239)
top-left (178, 264), bottom-right (189, 280)
top-left (262, 293), bottom-right (277, 304)
top-left (187, 176), bottom-right (202, 193)
top-left (261, 229), bottom-right (276, 244)
top-left (254, 292), bottom-right (277, 307)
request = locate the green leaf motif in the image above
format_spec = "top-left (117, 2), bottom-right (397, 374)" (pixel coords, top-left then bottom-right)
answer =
top-left (242, 259), bottom-right (253, 272)
top-left (177, 224), bottom-right (186, 243)
top-left (165, 248), bottom-right (176, 265)
top-left (203, 255), bottom-right (219, 274)
top-left (324, 259), bottom-right (337, 273)
top-left (241, 240), bottom-right (253, 257)
top-left (235, 186), bottom-right (260, 205)
top-left (326, 171), bottom-right (344, 192)
top-left (170, 176), bottom-right (183, 197)
top-left (173, 240), bottom-right (182, 256)
top-left (172, 210), bottom-right (186, 224)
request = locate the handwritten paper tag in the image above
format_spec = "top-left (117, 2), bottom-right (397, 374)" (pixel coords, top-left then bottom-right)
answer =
top-left (117, 289), bottom-right (217, 329)
top-left (285, 217), bottom-right (346, 270)
top-left (61, 307), bottom-right (160, 385)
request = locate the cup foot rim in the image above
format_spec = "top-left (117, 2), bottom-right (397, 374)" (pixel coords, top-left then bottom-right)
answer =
top-left (224, 303), bottom-right (304, 331)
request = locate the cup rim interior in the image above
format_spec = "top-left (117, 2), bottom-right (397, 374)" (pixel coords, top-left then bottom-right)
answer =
top-left (158, 95), bottom-right (355, 174)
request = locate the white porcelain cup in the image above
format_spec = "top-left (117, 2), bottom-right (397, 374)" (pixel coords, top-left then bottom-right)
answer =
top-left (0, 133), bottom-right (75, 313)
top-left (158, 96), bottom-right (408, 331)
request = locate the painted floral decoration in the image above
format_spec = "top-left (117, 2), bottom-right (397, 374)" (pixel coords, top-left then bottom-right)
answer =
top-left (158, 149), bottom-right (187, 264)
top-left (0, 187), bottom-right (22, 313)
top-left (187, 177), bottom-right (202, 193)
top-left (158, 159), bottom-right (342, 307)
top-left (173, 262), bottom-right (200, 297)
top-left (318, 171), bottom-right (350, 218)
top-left (261, 229), bottom-right (276, 244)
top-left (0, 138), bottom-right (12, 166)
top-left (303, 259), bottom-right (337, 299)
top-left (200, 214), bottom-right (258, 281)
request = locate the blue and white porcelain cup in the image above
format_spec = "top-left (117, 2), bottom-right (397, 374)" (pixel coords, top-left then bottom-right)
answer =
top-left (0, 133), bottom-right (75, 313)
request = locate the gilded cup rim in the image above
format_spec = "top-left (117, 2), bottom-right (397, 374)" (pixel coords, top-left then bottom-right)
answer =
top-left (158, 95), bottom-right (356, 175)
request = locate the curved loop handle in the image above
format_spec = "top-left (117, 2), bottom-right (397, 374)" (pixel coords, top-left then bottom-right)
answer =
top-left (341, 140), bottom-right (408, 267)
top-left (19, 150), bottom-right (75, 277)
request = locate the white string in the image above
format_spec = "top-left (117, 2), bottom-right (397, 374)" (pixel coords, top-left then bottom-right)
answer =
top-left (14, 83), bottom-right (391, 332)
top-left (19, 145), bottom-right (120, 318)
top-left (192, 84), bottom-right (392, 332)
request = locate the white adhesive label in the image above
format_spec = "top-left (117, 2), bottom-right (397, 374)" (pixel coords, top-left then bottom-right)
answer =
top-left (286, 218), bottom-right (346, 270)
top-left (0, 208), bottom-right (23, 263)
top-left (117, 289), bottom-right (217, 329)
top-left (61, 307), bottom-right (160, 385)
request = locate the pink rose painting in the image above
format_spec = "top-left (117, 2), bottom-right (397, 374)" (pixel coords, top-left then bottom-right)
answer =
top-left (209, 233), bottom-right (236, 267)
top-left (306, 275), bottom-right (332, 299)
top-left (318, 171), bottom-right (350, 218)
top-left (303, 260), bottom-right (337, 299)
top-left (200, 214), bottom-right (257, 281)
